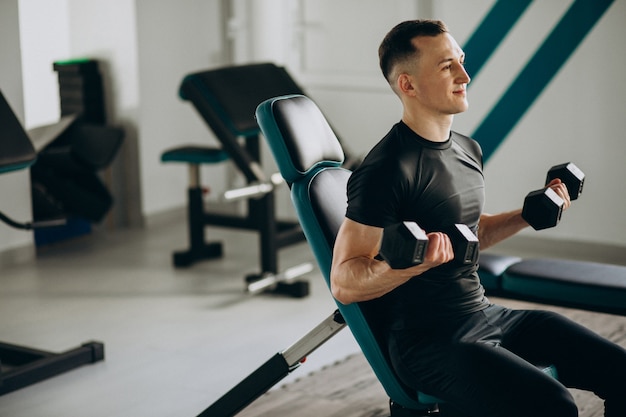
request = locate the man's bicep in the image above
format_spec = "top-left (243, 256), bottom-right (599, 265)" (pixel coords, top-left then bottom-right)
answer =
top-left (333, 218), bottom-right (383, 264)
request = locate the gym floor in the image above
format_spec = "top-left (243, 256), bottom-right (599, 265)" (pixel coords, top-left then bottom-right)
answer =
top-left (0, 210), bottom-right (624, 417)
top-left (0, 210), bottom-right (359, 417)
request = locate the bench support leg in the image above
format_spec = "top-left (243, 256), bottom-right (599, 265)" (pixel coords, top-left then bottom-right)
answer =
top-left (173, 186), bottom-right (223, 267)
top-left (0, 340), bottom-right (105, 396)
top-left (196, 311), bottom-right (346, 417)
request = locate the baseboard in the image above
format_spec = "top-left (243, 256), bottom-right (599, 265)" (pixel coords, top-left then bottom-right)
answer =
top-left (0, 244), bottom-right (36, 268)
top-left (144, 199), bottom-right (298, 230)
top-left (143, 200), bottom-right (247, 229)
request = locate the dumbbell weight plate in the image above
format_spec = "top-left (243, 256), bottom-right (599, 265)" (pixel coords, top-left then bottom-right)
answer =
top-left (380, 221), bottom-right (429, 269)
top-left (546, 162), bottom-right (585, 200)
top-left (448, 224), bottom-right (480, 265)
top-left (522, 187), bottom-right (564, 230)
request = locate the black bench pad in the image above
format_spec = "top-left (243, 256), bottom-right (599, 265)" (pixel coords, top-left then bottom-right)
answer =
top-left (478, 253), bottom-right (522, 291)
top-left (502, 258), bottom-right (626, 311)
top-left (161, 145), bottom-right (229, 164)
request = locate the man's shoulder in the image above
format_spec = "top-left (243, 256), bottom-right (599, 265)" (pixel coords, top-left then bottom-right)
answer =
top-left (451, 130), bottom-right (482, 158)
top-left (450, 130), bottom-right (476, 144)
top-left (359, 123), bottom-right (405, 164)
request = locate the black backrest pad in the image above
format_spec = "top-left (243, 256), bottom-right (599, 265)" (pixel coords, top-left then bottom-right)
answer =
top-left (309, 168), bottom-right (351, 248)
top-left (272, 95), bottom-right (344, 174)
top-left (0, 90), bottom-right (36, 172)
top-left (183, 63), bottom-right (304, 135)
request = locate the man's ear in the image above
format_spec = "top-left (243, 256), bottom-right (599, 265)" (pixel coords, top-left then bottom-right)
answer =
top-left (397, 73), bottom-right (416, 96)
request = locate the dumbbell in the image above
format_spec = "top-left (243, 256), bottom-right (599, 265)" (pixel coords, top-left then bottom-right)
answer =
top-left (545, 162), bottom-right (585, 200)
top-left (379, 222), bottom-right (479, 269)
top-left (447, 224), bottom-right (480, 265)
top-left (379, 222), bottom-right (429, 269)
top-left (522, 162), bottom-right (585, 230)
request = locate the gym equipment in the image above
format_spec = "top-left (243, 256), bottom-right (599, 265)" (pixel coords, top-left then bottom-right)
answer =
top-left (30, 59), bottom-right (124, 247)
top-left (247, 94), bottom-right (559, 416)
top-left (0, 89), bottom-right (105, 396)
top-left (160, 145), bottom-right (228, 266)
top-left (522, 162), bottom-right (585, 230)
top-left (476, 253), bottom-right (522, 292)
top-left (199, 94), bottom-right (624, 415)
top-left (223, 172), bottom-right (284, 202)
top-left (502, 259), bottom-right (626, 312)
top-left (246, 262), bottom-right (312, 297)
top-left (478, 253), bottom-right (626, 315)
top-left (447, 224), bottom-right (480, 265)
top-left (522, 188), bottom-right (564, 231)
top-left (380, 222), bottom-right (429, 269)
top-left (161, 63), bottom-right (358, 296)
top-left (380, 223), bottom-right (479, 269)
top-left (546, 162), bottom-right (584, 200)
top-left (0, 341), bottom-right (104, 396)
top-left (197, 310), bottom-right (347, 416)
top-left (30, 121), bottom-right (124, 224)
top-left (244, 94), bottom-right (626, 417)
top-left (53, 58), bottom-right (106, 124)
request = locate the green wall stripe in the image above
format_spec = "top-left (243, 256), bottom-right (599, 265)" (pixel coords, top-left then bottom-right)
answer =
top-left (473, 0), bottom-right (615, 162)
top-left (462, 0), bottom-right (533, 79)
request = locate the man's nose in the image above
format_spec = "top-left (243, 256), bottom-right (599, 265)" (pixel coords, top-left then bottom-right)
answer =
top-left (457, 64), bottom-right (471, 84)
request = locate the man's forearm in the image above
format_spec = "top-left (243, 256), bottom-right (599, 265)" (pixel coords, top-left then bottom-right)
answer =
top-left (478, 209), bottom-right (529, 250)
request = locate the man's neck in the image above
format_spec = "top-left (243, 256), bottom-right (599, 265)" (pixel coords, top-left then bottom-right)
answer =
top-left (402, 110), bottom-right (453, 143)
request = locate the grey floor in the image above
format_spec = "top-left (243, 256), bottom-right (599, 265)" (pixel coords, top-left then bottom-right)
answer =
top-left (0, 211), bottom-right (624, 417)
top-left (0, 212), bottom-right (360, 417)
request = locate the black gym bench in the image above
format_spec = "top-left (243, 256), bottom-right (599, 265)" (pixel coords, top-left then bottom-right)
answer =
top-left (479, 252), bottom-right (626, 316)
top-left (161, 63), bottom-right (357, 297)
top-left (0, 89), bottom-right (105, 396)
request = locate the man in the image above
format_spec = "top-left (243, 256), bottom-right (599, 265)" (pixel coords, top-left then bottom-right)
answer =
top-left (330, 20), bottom-right (626, 417)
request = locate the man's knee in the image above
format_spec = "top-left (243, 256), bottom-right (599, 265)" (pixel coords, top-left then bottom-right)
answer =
top-left (465, 384), bottom-right (577, 417)
top-left (495, 390), bottom-right (577, 417)
top-left (532, 386), bottom-right (578, 417)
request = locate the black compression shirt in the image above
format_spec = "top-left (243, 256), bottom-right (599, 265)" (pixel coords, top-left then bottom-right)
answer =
top-left (346, 121), bottom-right (490, 329)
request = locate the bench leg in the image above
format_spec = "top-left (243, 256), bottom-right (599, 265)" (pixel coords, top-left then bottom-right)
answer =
top-left (196, 311), bottom-right (346, 416)
top-left (0, 341), bottom-right (104, 396)
top-left (173, 187), bottom-right (222, 268)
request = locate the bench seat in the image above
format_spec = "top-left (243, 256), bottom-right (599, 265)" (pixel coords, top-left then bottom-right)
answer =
top-left (479, 253), bottom-right (626, 315)
top-left (503, 258), bottom-right (626, 312)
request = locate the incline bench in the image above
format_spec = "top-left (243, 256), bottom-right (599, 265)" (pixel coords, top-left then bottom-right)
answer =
top-left (161, 63), bottom-right (358, 297)
top-left (0, 89), bottom-right (104, 396)
top-left (161, 63), bottom-right (308, 275)
top-left (198, 94), bottom-right (626, 417)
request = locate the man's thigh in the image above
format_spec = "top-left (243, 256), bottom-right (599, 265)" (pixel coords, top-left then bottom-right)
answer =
top-left (498, 308), bottom-right (626, 393)
top-left (390, 334), bottom-right (574, 417)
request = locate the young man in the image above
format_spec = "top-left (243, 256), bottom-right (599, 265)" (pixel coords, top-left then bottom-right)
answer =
top-left (330, 20), bottom-right (626, 417)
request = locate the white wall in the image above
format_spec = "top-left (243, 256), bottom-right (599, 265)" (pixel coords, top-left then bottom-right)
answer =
top-left (18, 0), bottom-right (70, 129)
top-left (6, 0), bottom-right (625, 254)
top-left (135, 0), bottom-right (227, 216)
top-left (65, 0), bottom-right (143, 228)
top-left (10, 0), bottom-right (228, 248)
top-left (438, 0), bottom-right (626, 246)
top-left (16, 0), bottom-right (143, 229)
top-left (254, 0), bottom-right (626, 248)
top-left (0, 0), bottom-right (35, 253)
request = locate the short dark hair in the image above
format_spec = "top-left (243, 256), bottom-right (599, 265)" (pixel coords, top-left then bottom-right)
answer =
top-left (378, 20), bottom-right (448, 83)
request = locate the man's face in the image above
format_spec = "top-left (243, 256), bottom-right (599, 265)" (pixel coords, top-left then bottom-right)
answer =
top-left (407, 33), bottom-right (470, 115)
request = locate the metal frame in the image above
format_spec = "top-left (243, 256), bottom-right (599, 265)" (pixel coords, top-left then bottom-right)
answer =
top-left (197, 310), bottom-right (346, 417)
